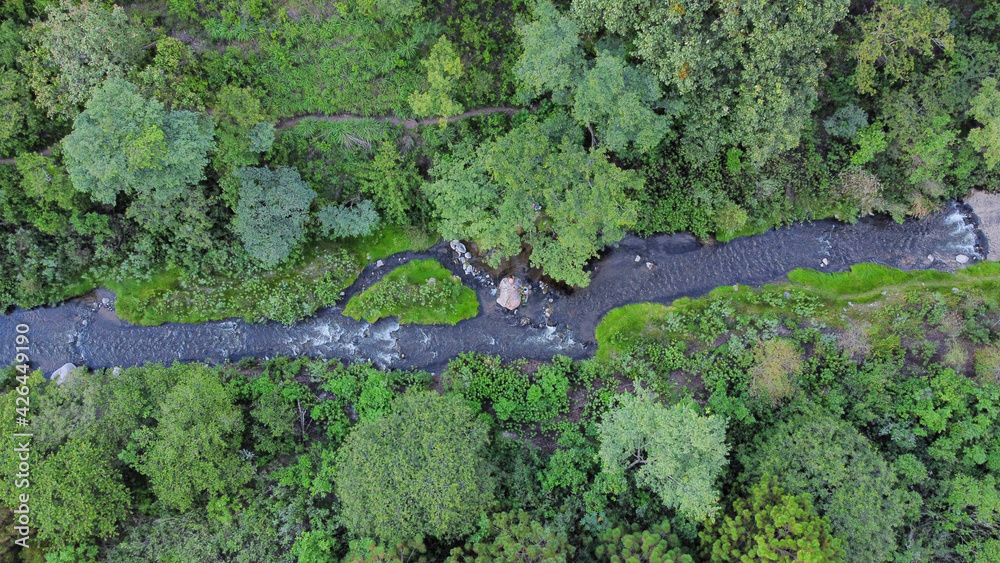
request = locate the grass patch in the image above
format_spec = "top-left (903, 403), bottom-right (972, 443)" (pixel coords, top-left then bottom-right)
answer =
top-left (594, 303), bottom-right (674, 362)
top-left (596, 262), bottom-right (1000, 357)
top-left (344, 259), bottom-right (479, 325)
top-left (98, 225), bottom-right (439, 326)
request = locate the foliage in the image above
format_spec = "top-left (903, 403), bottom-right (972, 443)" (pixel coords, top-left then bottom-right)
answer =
top-left (447, 353), bottom-right (572, 424)
top-left (334, 391), bottom-right (496, 542)
top-left (968, 77), bottom-right (1000, 170)
top-left (593, 519), bottom-right (692, 562)
top-left (447, 511), bottom-right (575, 562)
top-left (570, 0), bottom-right (849, 165)
top-left (426, 113), bottom-right (640, 286)
top-left (823, 105), bottom-right (868, 140)
top-left (33, 440), bottom-right (131, 549)
top-left (344, 258), bottom-right (479, 325)
top-left (409, 35), bottom-right (464, 120)
top-left (318, 200), bottom-right (380, 239)
top-left (750, 338), bottom-right (803, 406)
top-left (741, 410), bottom-right (910, 562)
top-left (232, 166), bottom-right (317, 267)
top-left (121, 364), bottom-right (254, 512)
top-left (853, 0), bottom-right (955, 94)
top-left (700, 477), bottom-right (844, 563)
top-left (22, 0), bottom-right (147, 118)
top-left (597, 392), bottom-right (729, 523)
top-left (63, 77), bottom-right (215, 207)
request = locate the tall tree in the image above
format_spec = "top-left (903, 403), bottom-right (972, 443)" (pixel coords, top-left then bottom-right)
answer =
top-left (231, 166), bottom-right (316, 268)
top-left (408, 35), bottom-right (463, 120)
top-left (700, 477), bottom-right (845, 562)
top-left (852, 0), bottom-right (955, 95)
top-left (34, 440), bottom-right (131, 548)
top-left (22, 0), bottom-right (147, 118)
top-left (516, 2), bottom-right (671, 153)
top-left (121, 364), bottom-right (253, 512)
top-left (968, 77), bottom-right (1000, 170)
top-left (425, 113), bottom-right (640, 287)
top-left (334, 391), bottom-right (496, 542)
top-left (62, 77), bottom-right (215, 207)
top-left (741, 410), bottom-right (911, 562)
top-left (597, 392), bottom-right (729, 523)
top-left (570, 0), bottom-right (849, 165)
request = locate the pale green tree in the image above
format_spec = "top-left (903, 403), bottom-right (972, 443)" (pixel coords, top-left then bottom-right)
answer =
top-left (446, 511), bottom-right (575, 562)
top-left (34, 440), bottom-right (131, 548)
top-left (232, 166), bottom-right (317, 267)
top-left (121, 365), bottom-right (253, 512)
top-left (334, 391), bottom-right (496, 542)
top-left (597, 392), bottom-right (729, 523)
top-left (425, 114), bottom-right (640, 287)
top-left (317, 200), bottom-right (380, 239)
top-left (408, 35), bottom-right (463, 120)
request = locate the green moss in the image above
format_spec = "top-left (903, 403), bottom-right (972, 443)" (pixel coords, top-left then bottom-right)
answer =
top-left (594, 303), bottom-right (674, 362)
top-left (98, 225), bottom-right (440, 326)
top-left (344, 259), bottom-right (479, 325)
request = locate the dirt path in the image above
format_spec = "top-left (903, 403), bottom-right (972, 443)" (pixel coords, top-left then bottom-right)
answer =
top-left (0, 146), bottom-right (52, 166)
top-left (0, 107), bottom-right (523, 166)
top-left (275, 106), bottom-right (523, 130)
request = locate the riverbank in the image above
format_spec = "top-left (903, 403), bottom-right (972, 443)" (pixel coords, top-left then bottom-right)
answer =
top-left (967, 189), bottom-right (1000, 261)
top-left (0, 202), bottom-right (985, 376)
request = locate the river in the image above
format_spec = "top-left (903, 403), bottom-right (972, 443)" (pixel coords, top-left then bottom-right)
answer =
top-left (0, 201), bottom-right (987, 375)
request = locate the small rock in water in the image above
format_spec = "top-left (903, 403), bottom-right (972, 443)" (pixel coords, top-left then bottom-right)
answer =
top-left (732, 284), bottom-right (738, 291)
top-left (635, 255), bottom-right (641, 262)
top-left (450, 239), bottom-right (459, 250)
top-left (112, 367), bottom-right (121, 376)
top-left (459, 255), bottom-right (467, 263)
top-left (463, 264), bottom-right (473, 274)
top-left (376, 259), bottom-right (384, 267)
top-left (821, 258), bottom-right (829, 267)
top-left (455, 242), bottom-right (467, 254)
top-left (340, 291), bottom-right (345, 296)
top-left (464, 252), bottom-right (472, 259)
top-left (956, 254), bottom-right (969, 264)
top-left (646, 262), bottom-right (654, 270)
top-left (101, 297), bottom-right (111, 305)
top-left (927, 255), bottom-right (934, 262)
top-left (81, 320), bottom-right (88, 326)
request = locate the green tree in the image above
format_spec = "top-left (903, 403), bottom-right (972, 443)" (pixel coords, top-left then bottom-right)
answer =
top-left (593, 519), bottom-right (693, 562)
top-left (515, 2), bottom-right (670, 153)
top-left (34, 440), bottom-right (131, 548)
top-left (852, 0), bottom-right (955, 95)
top-left (968, 77), bottom-right (1000, 170)
top-left (359, 140), bottom-right (423, 225)
top-left (597, 392), bottom-right (729, 523)
top-left (122, 365), bottom-right (253, 512)
top-left (22, 0), bottom-right (147, 118)
top-left (701, 477), bottom-right (845, 562)
top-left (0, 68), bottom-right (41, 157)
top-left (334, 391), bottom-right (496, 542)
top-left (62, 77), bottom-right (215, 206)
top-left (741, 411), bottom-right (910, 562)
top-left (425, 114), bottom-right (640, 287)
top-left (447, 511), bottom-right (575, 562)
top-left (317, 200), bottom-right (380, 239)
top-left (570, 0), bottom-right (849, 165)
top-left (232, 166), bottom-right (317, 267)
top-left (408, 35), bottom-right (463, 120)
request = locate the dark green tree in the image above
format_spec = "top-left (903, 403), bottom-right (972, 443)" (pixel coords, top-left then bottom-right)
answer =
top-left (741, 411), bottom-right (910, 562)
top-left (447, 511), bottom-right (575, 562)
top-left (593, 519), bottom-right (693, 562)
top-left (122, 364), bottom-right (253, 512)
top-left (334, 391), bottom-right (496, 542)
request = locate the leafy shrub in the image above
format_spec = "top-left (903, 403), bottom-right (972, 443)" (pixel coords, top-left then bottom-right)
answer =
top-left (447, 353), bottom-right (572, 424)
top-left (823, 104), bottom-right (868, 140)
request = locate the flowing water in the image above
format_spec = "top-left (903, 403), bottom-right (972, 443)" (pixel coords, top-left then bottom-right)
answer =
top-left (1, 202), bottom-right (987, 375)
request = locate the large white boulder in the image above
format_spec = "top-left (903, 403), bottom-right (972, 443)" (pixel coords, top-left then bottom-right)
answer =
top-left (51, 363), bottom-right (77, 385)
top-left (496, 277), bottom-right (522, 310)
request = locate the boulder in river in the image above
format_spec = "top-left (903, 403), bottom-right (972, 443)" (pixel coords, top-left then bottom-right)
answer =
top-left (956, 254), bottom-right (969, 264)
top-left (51, 363), bottom-right (77, 385)
top-left (497, 277), bottom-right (522, 310)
